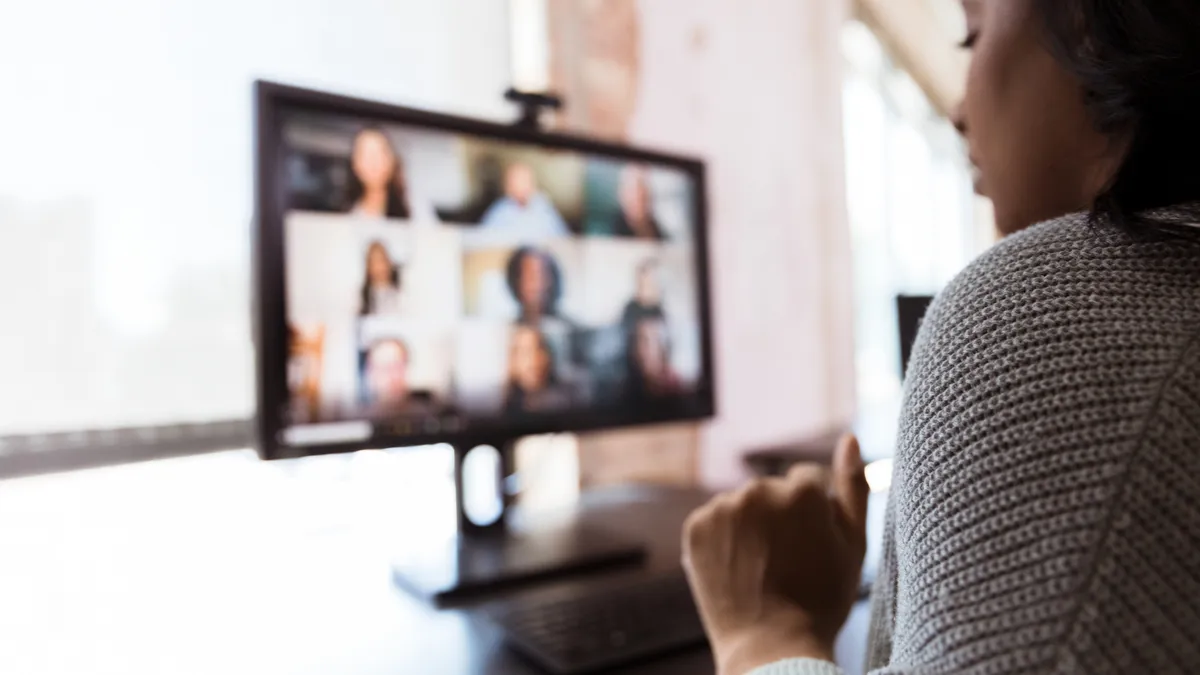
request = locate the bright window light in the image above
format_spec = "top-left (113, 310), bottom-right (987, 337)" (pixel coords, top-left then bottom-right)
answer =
top-left (509, 0), bottom-right (550, 92)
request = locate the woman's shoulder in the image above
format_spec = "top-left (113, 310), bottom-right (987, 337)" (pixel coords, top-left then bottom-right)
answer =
top-left (926, 211), bottom-right (1200, 335)
top-left (906, 210), bottom-right (1200, 415)
top-left (944, 212), bottom-right (1129, 298)
top-left (974, 209), bottom-right (1199, 276)
top-left (889, 211), bottom-right (1200, 674)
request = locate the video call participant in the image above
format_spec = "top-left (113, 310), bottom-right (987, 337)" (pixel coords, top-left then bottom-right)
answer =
top-left (480, 162), bottom-right (570, 238)
top-left (507, 246), bottom-right (564, 324)
top-left (359, 241), bottom-right (404, 316)
top-left (504, 325), bottom-right (574, 415)
top-left (288, 323), bottom-right (325, 423)
top-left (362, 338), bottom-right (439, 418)
top-left (346, 127), bottom-right (411, 219)
top-left (506, 246), bottom-right (583, 374)
top-left (621, 260), bottom-right (666, 331)
top-left (626, 316), bottom-right (683, 401)
top-left (612, 165), bottom-right (665, 240)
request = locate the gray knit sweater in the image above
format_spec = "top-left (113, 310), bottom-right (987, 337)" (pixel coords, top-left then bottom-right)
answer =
top-left (753, 211), bottom-right (1200, 675)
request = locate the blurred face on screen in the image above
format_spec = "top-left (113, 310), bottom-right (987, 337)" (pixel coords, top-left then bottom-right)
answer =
top-left (352, 129), bottom-right (397, 192)
top-left (504, 163), bottom-right (537, 207)
top-left (367, 243), bottom-right (393, 286)
top-left (634, 319), bottom-right (669, 380)
top-left (367, 340), bottom-right (409, 406)
top-left (510, 326), bottom-right (551, 393)
top-left (636, 264), bottom-right (661, 306)
top-left (619, 166), bottom-right (652, 223)
top-left (518, 253), bottom-right (549, 314)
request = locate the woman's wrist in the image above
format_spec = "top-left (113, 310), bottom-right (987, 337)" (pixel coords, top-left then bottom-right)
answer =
top-left (714, 610), bottom-right (836, 675)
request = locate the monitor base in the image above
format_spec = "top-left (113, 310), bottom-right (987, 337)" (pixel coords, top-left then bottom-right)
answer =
top-left (391, 523), bottom-right (647, 607)
top-left (391, 438), bottom-right (647, 607)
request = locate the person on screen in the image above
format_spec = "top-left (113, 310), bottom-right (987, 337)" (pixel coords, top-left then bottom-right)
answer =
top-left (626, 316), bottom-right (683, 401)
top-left (361, 338), bottom-right (451, 420)
top-left (362, 337), bottom-right (444, 418)
top-left (346, 127), bottom-right (412, 219)
top-left (479, 162), bottom-right (570, 238)
top-left (506, 247), bottom-right (564, 325)
top-left (620, 260), bottom-right (666, 331)
top-left (612, 165), bottom-right (665, 240)
top-left (504, 325), bottom-right (574, 415)
top-left (359, 241), bottom-right (404, 316)
top-left (288, 323), bottom-right (325, 422)
top-left (364, 338), bottom-right (413, 412)
top-left (504, 246), bottom-right (588, 382)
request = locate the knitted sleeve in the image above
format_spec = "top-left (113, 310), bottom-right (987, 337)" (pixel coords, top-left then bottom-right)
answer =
top-left (749, 659), bottom-right (845, 675)
top-left (870, 216), bottom-right (1200, 673)
top-left (751, 216), bottom-right (1200, 675)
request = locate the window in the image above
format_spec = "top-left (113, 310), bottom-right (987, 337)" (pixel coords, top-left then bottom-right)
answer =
top-left (841, 21), bottom-right (993, 432)
top-left (509, 0), bottom-right (551, 93)
top-left (0, 0), bottom-right (512, 473)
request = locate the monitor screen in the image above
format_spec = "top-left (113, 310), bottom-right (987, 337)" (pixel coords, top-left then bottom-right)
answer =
top-left (896, 294), bottom-right (934, 378)
top-left (254, 83), bottom-right (715, 459)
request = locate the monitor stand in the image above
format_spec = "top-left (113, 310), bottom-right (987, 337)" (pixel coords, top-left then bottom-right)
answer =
top-left (391, 439), bottom-right (648, 607)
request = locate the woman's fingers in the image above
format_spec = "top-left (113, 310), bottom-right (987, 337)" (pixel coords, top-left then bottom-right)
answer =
top-left (832, 434), bottom-right (869, 535)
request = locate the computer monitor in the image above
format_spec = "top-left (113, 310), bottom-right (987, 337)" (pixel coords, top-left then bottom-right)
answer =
top-left (253, 82), bottom-right (715, 603)
top-left (896, 294), bottom-right (934, 378)
top-left (254, 83), bottom-right (715, 462)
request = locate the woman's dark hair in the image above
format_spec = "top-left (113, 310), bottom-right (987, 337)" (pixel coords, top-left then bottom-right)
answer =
top-left (346, 126), bottom-right (412, 220)
top-left (505, 247), bottom-right (563, 320)
top-left (1037, 1), bottom-right (1200, 235)
top-left (360, 241), bottom-right (401, 316)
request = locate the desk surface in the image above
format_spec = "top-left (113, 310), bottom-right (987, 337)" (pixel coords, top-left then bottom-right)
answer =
top-left (0, 453), bottom-right (873, 675)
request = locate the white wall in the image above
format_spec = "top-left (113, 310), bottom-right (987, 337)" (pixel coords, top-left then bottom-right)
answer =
top-left (0, 0), bottom-right (511, 433)
top-left (629, 0), bottom-right (858, 487)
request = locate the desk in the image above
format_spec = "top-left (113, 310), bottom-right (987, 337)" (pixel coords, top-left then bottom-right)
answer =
top-left (0, 455), bottom-right (872, 675)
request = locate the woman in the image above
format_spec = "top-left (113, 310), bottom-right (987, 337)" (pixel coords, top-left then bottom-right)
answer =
top-left (506, 247), bottom-right (564, 324)
top-left (346, 127), bottom-right (411, 219)
top-left (359, 241), bottom-right (403, 316)
top-left (626, 316), bottom-right (683, 401)
top-left (362, 338), bottom-right (411, 412)
top-left (613, 165), bottom-right (665, 240)
top-left (504, 325), bottom-right (573, 414)
top-left (620, 259), bottom-right (666, 331)
top-left (504, 246), bottom-right (587, 385)
top-left (683, 2), bottom-right (1200, 674)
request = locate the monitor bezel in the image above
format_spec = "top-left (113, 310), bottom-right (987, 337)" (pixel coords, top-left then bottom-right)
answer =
top-left (254, 80), bottom-right (717, 460)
